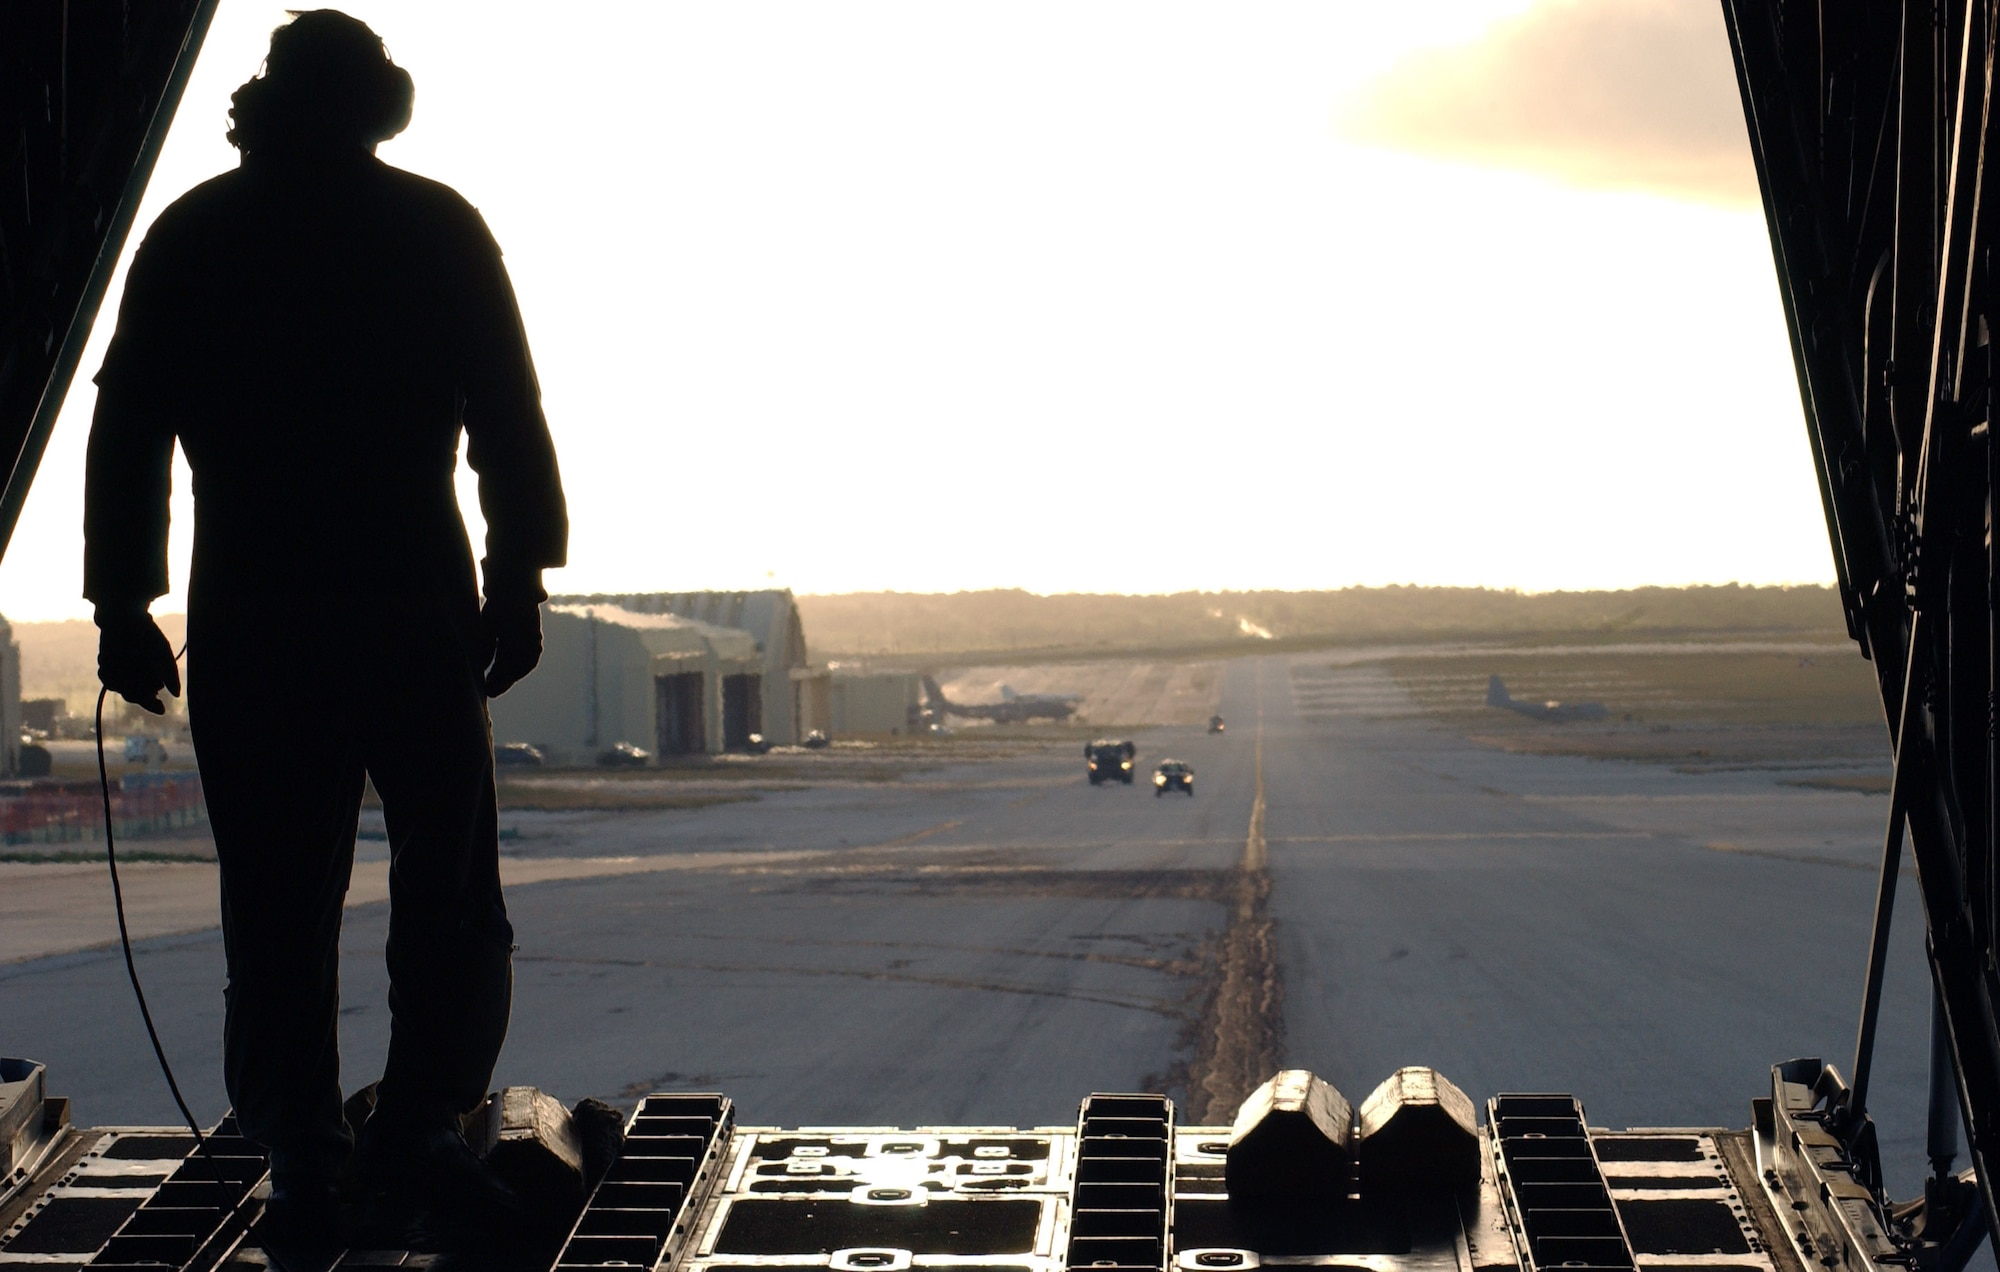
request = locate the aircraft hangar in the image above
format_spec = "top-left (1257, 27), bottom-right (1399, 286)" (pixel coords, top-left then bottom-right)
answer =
top-left (491, 590), bottom-right (818, 760)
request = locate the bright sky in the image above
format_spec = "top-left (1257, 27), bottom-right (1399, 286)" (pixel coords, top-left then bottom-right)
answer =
top-left (0, 0), bottom-right (1828, 620)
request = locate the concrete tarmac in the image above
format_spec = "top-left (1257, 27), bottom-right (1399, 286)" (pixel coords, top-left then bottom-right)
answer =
top-left (1250, 657), bottom-right (1932, 1176)
top-left (0, 653), bottom-right (1945, 1201)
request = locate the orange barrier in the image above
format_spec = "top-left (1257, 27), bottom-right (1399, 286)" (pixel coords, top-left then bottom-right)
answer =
top-left (0, 773), bottom-right (207, 845)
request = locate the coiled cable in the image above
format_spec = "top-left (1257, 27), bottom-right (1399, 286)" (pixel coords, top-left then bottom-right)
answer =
top-left (96, 680), bottom-right (299, 1271)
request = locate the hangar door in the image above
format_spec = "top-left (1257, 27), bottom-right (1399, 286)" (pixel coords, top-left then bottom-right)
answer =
top-left (721, 674), bottom-right (762, 750)
top-left (655, 672), bottom-right (705, 755)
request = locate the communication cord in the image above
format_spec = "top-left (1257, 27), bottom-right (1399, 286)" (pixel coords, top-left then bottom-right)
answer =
top-left (96, 681), bottom-right (299, 1272)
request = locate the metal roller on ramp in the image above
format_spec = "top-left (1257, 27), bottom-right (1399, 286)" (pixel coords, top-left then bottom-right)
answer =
top-left (0, 1061), bottom-right (1839, 1272)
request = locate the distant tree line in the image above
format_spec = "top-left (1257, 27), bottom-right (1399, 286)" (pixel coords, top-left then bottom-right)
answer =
top-left (795, 584), bottom-right (1848, 661)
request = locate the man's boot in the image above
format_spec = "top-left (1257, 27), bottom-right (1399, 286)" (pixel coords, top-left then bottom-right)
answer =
top-left (349, 1106), bottom-right (524, 1247)
top-left (259, 1146), bottom-right (345, 1255)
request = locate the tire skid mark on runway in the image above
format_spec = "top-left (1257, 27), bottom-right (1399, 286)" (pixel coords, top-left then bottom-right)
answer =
top-left (1264, 831), bottom-right (1659, 844)
top-left (513, 952), bottom-right (1182, 1016)
top-left (668, 929), bottom-right (1205, 976)
top-left (867, 819), bottom-right (966, 849)
top-left (735, 850), bottom-right (1238, 881)
top-left (1521, 792), bottom-right (1874, 804)
top-left (1185, 664), bottom-right (1284, 1123)
top-left (858, 837), bottom-right (1237, 854)
top-left (770, 863), bottom-right (1235, 898)
top-left (1703, 840), bottom-right (1914, 874)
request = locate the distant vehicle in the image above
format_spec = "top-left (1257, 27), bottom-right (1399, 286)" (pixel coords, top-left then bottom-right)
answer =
top-left (495, 742), bottom-right (545, 769)
top-left (1208, 715), bottom-right (1225, 734)
top-left (744, 732), bottom-right (772, 755)
top-left (1486, 674), bottom-right (1608, 723)
top-left (1153, 759), bottom-right (1194, 796)
top-left (1086, 739), bottom-right (1137, 785)
top-left (597, 741), bottom-right (651, 768)
top-left (802, 730), bottom-right (830, 749)
top-left (123, 735), bottom-right (168, 766)
top-left (923, 675), bottom-right (1080, 724)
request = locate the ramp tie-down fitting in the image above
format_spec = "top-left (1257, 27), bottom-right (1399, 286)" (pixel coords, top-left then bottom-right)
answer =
top-left (1067, 1093), bottom-right (1175, 1272)
top-left (552, 1093), bottom-right (734, 1269)
top-left (1489, 1093), bottom-right (1637, 1272)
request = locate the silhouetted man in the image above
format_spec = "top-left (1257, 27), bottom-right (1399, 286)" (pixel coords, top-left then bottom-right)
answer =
top-left (83, 10), bottom-right (566, 1250)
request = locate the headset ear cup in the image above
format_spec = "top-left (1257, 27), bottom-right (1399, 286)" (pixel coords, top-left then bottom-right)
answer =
top-left (378, 64), bottom-right (415, 142)
top-left (226, 75), bottom-right (269, 150)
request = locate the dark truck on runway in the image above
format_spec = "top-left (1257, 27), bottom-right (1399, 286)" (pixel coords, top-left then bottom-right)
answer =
top-left (1085, 738), bottom-right (1137, 785)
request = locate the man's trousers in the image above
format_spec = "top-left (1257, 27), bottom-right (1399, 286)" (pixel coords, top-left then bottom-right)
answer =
top-left (187, 594), bottom-right (513, 1176)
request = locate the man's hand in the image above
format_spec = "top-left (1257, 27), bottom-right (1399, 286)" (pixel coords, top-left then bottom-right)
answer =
top-left (479, 597), bottom-right (542, 698)
top-left (96, 609), bottom-right (181, 715)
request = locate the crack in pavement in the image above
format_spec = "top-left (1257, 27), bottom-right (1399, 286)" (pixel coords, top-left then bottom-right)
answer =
top-left (1703, 840), bottom-right (1912, 874)
top-left (868, 819), bottom-right (967, 849)
top-left (668, 929), bottom-right (1204, 975)
top-left (1184, 666), bottom-right (1284, 1124)
top-left (773, 863), bottom-right (1236, 899)
top-left (1263, 831), bottom-right (1658, 844)
top-left (513, 952), bottom-right (1184, 1016)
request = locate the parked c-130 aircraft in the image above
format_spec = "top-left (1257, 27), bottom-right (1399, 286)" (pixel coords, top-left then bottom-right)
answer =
top-left (921, 674), bottom-right (1080, 723)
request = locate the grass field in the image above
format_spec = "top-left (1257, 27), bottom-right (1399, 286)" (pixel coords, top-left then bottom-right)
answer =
top-left (1385, 643), bottom-right (1882, 727)
top-left (1376, 640), bottom-right (1890, 771)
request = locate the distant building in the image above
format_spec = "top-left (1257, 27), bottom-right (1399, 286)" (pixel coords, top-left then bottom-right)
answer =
top-left (497, 591), bottom-right (928, 757)
top-left (489, 605), bottom-right (769, 760)
top-left (20, 699), bottom-right (62, 736)
top-left (829, 671), bottom-right (922, 736)
top-left (0, 617), bottom-right (19, 774)
top-left (549, 591), bottom-right (816, 745)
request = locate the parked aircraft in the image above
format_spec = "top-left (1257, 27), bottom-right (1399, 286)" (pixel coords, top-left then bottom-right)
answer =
top-left (1486, 674), bottom-right (1608, 723)
top-left (922, 675), bottom-right (1080, 723)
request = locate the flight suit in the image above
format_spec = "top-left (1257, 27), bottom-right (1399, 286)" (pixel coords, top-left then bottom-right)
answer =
top-left (82, 144), bottom-right (567, 1180)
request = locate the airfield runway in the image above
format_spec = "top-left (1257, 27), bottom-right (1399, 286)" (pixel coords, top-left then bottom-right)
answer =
top-left (0, 653), bottom-right (1943, 1189)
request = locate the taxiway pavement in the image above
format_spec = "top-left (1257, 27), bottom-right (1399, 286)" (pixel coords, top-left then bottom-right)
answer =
top-left (0, 653), bottom-right (1932, 1192)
